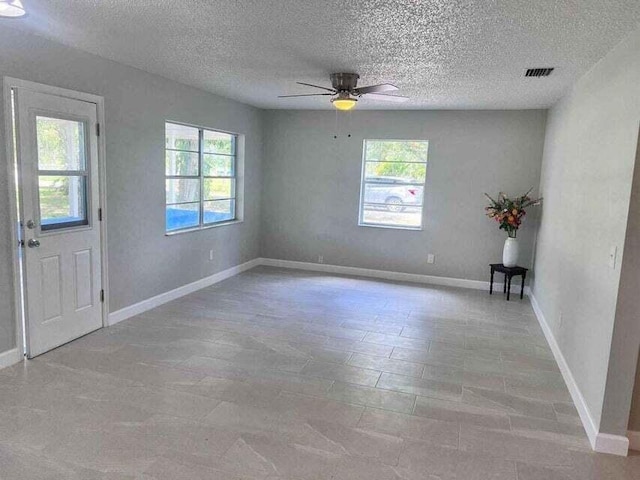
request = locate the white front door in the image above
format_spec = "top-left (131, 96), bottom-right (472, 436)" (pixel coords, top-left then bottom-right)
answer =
top-left (15, 88), bottom-right (103, 358)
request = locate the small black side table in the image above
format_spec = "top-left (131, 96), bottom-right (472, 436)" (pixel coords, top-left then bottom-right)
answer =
top-left (490, 264), bottom-right (528, 301)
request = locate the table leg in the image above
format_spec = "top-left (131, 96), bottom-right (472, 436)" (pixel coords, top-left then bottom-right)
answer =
top-left (490, 268), bottom-right (494, 295)
top-left (521, 272), bottom-right (526, 300)
top-left (503, 274), bottom-right (507, 294)
top-left (507, 275), bottom-right (512, 301)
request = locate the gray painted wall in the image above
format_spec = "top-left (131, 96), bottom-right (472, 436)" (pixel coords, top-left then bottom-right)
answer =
top-left (261, 110), bottom-right (546, 282)
top-left (619, 131), bottom-right (640, 435)
top-left (630, 351), bottom-right (640, 432)
top-left (0, 26), bottom-right (263, 355)
top-left (532, 26), bottom-right (640, 436)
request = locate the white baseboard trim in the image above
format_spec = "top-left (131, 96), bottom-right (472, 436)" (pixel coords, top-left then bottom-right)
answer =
top-left (260, 258), bottom-right (530, 295)
top-left (107, 258), bottom-right (262, 326)
top-left (0, 348), bottom-right (22, 370)
top-left (108, 256), bottom-right (524, 328)
top-left (108, 255), bottom-right (531, 331)
top-left (594, 432), bottom-right (629, 456)
top-left (529, 293), bottom-right (629, 456)
top-left (628, 431), bottom-right (640, 452)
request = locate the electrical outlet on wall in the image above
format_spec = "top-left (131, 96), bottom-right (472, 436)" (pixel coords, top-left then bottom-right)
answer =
top-left (427, 254), bottom-right (435, 264)
top-left (318, 255), bottom-right (324, 264)
top-left (209, 249), bottom-right (214, 261)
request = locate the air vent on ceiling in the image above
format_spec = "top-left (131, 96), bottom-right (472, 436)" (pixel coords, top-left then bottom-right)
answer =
top-left (525, 68), bottom-right (555, 77)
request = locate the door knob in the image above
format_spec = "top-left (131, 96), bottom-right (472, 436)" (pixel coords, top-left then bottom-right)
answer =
top-left (26, 220), bottom-right (36, 229)
top-left (27, 239), bottom-right (40, 248)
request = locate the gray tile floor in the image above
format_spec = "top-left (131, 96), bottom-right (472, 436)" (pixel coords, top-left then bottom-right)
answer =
top-left (1, 266), bottom-right (638, 479)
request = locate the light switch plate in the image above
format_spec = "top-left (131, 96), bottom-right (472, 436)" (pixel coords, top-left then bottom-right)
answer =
top-left (427, 254), bottom-right (435, 264)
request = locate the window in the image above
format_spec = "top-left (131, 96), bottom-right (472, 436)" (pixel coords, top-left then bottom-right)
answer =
top-left (165, 122), bottom-right (238, 233)
top-left (358, 140), bottom-right (428, 229)
top-left (36, 116), bottom-right (89, 231)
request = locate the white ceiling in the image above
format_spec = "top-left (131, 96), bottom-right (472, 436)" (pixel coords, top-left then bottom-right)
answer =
top-left (11, 0), bottom-right (640, 110)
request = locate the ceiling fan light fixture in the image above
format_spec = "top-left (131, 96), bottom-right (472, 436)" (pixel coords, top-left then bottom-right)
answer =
top-left (332, 96), bottom-right (357, 111)
top-left (280, 73), bottom-right (407, 108)
top-left (0, 0), bottom-right (25, 17)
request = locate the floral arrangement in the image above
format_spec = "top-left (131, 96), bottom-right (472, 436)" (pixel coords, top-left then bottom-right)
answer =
top-left (484, 189), bottom-right (542, 238)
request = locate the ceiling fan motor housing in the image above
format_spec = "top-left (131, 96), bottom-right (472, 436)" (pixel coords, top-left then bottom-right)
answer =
top-left (330, 73), bottom-right (360, 93)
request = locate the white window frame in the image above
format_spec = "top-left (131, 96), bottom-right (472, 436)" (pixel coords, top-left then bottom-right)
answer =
top-left (165, 121), bottom-right (242, 235)
top-left (358, 139), bottom-right (428, 231)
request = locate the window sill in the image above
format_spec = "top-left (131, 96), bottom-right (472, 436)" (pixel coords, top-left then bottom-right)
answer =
top-left (358, 222), bottom-right (423, 231)
top-left (165, 219), bottom-right (243, 236)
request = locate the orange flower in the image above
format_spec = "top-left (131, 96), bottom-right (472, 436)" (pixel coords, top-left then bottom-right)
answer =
top-left (511, 209), bottom-right (518, 215)
top-left (508, 216), bottom-right (515, 222)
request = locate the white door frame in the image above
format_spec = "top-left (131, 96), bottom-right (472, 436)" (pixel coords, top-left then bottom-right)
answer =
top-left (3, 77), bottom-right (109, 358)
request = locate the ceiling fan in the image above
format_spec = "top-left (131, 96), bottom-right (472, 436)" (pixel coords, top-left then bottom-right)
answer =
top-left (278, 73), bottom-right (409, 110)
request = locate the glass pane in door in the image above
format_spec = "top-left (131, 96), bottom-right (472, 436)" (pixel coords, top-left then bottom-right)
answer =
top-left (35, 115), bottom-right (89, 231)
top-left (38, 175), bottom-right (88, 230)
top-left (36, 116), bottom-right (86, 171)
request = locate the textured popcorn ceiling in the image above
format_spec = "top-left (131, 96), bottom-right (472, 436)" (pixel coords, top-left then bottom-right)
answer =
top-left (12, 0), bottom-right (640, 109)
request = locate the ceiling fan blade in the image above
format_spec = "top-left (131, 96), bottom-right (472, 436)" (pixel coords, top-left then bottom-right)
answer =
top-left (354, 83), bottom-right (398, 95)
top-left (278, 93), bottom-right (334, 98)
top-left (296, 82), bottom-right (337, 93)
top-left (365, 93), bottom-right (409, 102)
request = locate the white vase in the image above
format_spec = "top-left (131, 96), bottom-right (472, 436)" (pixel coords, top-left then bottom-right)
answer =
top-left (503, 237), bottom-right (519, 267)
